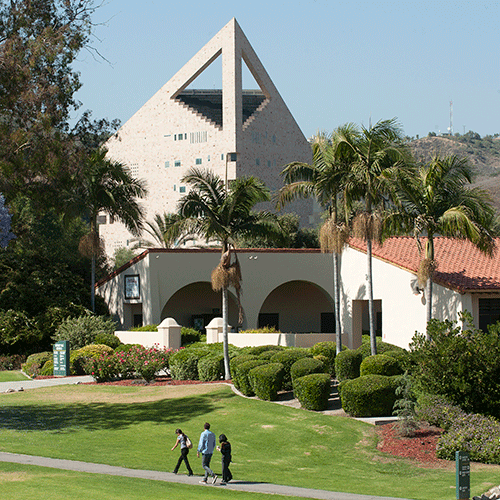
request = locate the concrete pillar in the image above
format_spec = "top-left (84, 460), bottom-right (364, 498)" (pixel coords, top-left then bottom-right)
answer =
top-left (206, 317), bottom-right (231, 344)
top-left (157, 317), bottom-right (182, 350)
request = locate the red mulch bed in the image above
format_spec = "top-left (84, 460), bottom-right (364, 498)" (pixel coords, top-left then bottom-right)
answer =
top-left (34, 375), bottom-right (231, 386)
top-left (376, 422), bottom-right (447, 464)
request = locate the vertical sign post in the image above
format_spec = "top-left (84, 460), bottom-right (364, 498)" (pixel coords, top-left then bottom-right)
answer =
top-left (456, 451), bottom-right (470, 500)
top-left (53, 340), bottom-right (70, 376)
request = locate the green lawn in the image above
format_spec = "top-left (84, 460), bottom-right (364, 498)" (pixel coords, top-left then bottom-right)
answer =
top-left (0, 370), bottom-right (30, 382)
top-left (0, 383), bottom-right (498, 500)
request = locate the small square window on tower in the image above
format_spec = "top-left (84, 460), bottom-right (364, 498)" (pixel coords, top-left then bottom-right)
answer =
top-left (196, 158), bottom-right (202, 165)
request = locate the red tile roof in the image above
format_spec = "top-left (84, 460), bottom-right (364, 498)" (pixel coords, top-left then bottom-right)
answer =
top-left (348, 236), bottom-right (500, 292)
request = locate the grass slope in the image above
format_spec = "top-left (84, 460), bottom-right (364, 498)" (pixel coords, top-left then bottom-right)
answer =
top-left (0, 371), bottom-right (31, 382)
top-left (0, 384), bottom-right (498, 500)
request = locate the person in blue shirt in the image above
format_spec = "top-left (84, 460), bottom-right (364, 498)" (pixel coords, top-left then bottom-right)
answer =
top-left (197, 422), bottom-right (217, 484)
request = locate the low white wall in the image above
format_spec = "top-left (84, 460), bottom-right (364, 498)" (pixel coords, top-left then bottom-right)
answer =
top-left (222, 332), bottom-right (336, 348)
top-left (115, 331), bottom-right (169, 349)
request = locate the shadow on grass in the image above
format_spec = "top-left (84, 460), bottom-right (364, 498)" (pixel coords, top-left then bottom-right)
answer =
top-left (0, 391), bottom-right (235, 432)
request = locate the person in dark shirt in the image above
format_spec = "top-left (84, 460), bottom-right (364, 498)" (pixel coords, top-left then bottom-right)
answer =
top-left (216, 433), bottom-right (232, 485)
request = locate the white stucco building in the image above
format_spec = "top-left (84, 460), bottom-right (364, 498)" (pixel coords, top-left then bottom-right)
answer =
top-left (98, 18), bottom-right (314, 258)
top-left (96, 237), bottom-right (500, 350)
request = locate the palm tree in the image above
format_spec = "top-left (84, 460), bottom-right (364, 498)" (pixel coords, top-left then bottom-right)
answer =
top-left (277, 132), bottom-right (350, 353)
top-left (65, 148), bottom-right (147, 312)
top-left (385, 154), bottom-right (496, 332)
top-left (335, 118), bottom-right (412, 355)
top-left (176, 167), bottom-right (285, 379)
top-left (132, 212), bottom-right (195, 249)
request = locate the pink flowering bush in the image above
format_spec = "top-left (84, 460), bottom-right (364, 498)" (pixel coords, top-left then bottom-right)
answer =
top-left (88, 344), bottom-right (174, 383)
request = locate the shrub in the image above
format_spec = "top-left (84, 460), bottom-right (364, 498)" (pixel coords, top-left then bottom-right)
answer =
top-left (234, 359), bottom-right (269, 396)
top-left (169, 348), bottom-right (206, 380)
top-left (360, 354), bottom-right (403, 377)
top-left (270, 349), bottom-right (311, 390)
top-left (310, 341), bottom-right (337, 377)
top-left (198, 354), bottom-right (224, 381)
top-left (0, 310), bottom-right (40, 355)
top-left (290, 357), bottom-right (327, 386)
top-left (126, 345), bottom-right (172, 382)
top-left (73, 344), bottom-right (114, 375)
top-left (382, 349), bottom-right (411, 371)
top-left (409, 317), bottom-right (500, 417)
top-left (181, 327), bottom-right (204, 346)
top-left (54, 315), bottom-right (117, 349)
top-left (415, 394), bottom-right (467, 430)
top-left (248, 362), bottom-right (284, 401)
top-left (130, 324), bottom-right (158, 331)
top-left (94, 333), bottom-right (122, 349)
top-left (357, 336), bottom-right (401, 359)
top-left (340, 375), bottom-right (399, 417)
top-left (239, 326), bottom-right (280, 333)
top-left (22, 352), bottom-right (52, 378)
top-left (40, 359), bottom-right (54, 376)
top-left (294, 373), bottom-right (331, 411)
top-left (114, 343), bottom-right (142, 353)
top-left (335, 349), bottom-right (362, 381)
top-left (0, 354), bottom-right (25, 370)
top-left (437, 414), bottom-right (500, 464)
top-left (89, 352), bottom-right (120, 382)
top-left (230, 354), bottom-right (259, 390)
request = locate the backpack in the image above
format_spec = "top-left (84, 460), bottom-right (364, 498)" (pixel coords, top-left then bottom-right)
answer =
top-left (185, 436), bottom-right (193, 449)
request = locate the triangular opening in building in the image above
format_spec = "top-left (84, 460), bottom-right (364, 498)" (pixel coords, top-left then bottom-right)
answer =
top-left (241, 56), bottom-right (267, 126)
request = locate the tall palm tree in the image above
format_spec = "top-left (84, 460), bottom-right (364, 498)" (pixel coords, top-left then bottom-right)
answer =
top-left (65, 148), bottom-right (147, 312)
top-left (277, 132), bottom-right (350, 353)
top-left (335, 118), bottom-right (412, 355)
top-left (176, 167), bottom-right (285, 379)
top-left (385, 154), bottom-right (496, 332)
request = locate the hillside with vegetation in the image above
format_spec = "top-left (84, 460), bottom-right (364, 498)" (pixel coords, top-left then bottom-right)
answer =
top-left (410, 132), bottom-right (500, 212)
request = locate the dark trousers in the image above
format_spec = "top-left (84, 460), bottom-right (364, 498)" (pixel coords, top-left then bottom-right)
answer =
top-left (202, 453), bottom-right (215, 480)
top-left (174, 447), bottom-right (193, 475)
top-left (221, 457), bottom-right (232, 482)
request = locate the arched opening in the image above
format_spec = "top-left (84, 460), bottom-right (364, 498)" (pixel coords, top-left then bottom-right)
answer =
top-left (258, 281), bottom-right (334, 333)
top-left (161, 282), bottom-right (240, 332)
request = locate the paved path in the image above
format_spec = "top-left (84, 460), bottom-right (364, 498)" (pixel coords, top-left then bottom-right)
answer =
top-left (0, 452), bottom-right (412, 500)
top-left (0, 375), bottom-right (93, 392)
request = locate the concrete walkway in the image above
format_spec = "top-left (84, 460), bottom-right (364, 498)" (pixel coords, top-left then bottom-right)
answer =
top-left (0, 452), bottom-right (412, 500)
top-left (0, 375), bottom-right (93, 392)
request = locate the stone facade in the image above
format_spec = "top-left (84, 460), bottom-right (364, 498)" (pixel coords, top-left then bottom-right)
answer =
top-left (99, 18), bottom-right (314, 258)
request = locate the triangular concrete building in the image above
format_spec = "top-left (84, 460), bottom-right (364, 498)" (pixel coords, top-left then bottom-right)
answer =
top-left (100, 18), bottom-right (314, 256)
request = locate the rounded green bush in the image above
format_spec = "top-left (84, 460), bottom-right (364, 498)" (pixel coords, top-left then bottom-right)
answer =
top-left (291, 357), bottom-right (327, 386)
top-left (169, 348), bottom-right (207, 380)
top-left (310, 341), bottom-right (337, 377)
top-left (294, 373), bottom-right (331, 411)
top-left (360, 354), bottom-right (403, 377)
top-left (357, 336), bottom-right (401, 359)
top-left (248, 362), bottom-right (284, 401)
top-left (54, 315), bottom-right (117, 350)
top-left (335, 349), bottom-right (362, 381)
top-left (234, 359), bottom-right (269, 396)
top-left (114, 343), bottom-right (142, 353)
top-left (40, 359), bottom-right (54, 377)
top-left (382, 349), bottom-right (410, 370)
top-left (230, 354), bottom-right (259, 390)
top-left (270, 349), bottom-right (311, 390)
top-left (22, 351), bottom-right (52, 378)
top-left (340, 374), bottom-right (399, 417)
top-left (72, 344), bottom-right (114, 375)
top-left (181, 327), bottom-right (204, 346)
top-left (258, 350), bottom-right (279, 360)
top-left (94, 333), bottom-right (122, 349)
top-left (198, 354), bottom-right (224, 381)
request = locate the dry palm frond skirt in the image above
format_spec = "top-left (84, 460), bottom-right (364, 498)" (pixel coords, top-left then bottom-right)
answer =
top-left (320, 219), bottom-right (350, 254)
top-left (211, 246), bottom-right (244, 325)
top-left (79, 231), bottom-right (104, 259)
top-left (417, 258), bottom-right (437, 288)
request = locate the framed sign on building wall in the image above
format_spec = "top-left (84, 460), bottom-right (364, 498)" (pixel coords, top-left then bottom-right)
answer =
top-left (125, 275), bottom-right (140, 300)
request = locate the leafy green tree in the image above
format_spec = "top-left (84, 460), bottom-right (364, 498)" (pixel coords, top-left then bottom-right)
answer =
top-left (0, 0), bottom-right (99, 210)
top-left (176, 168), bottom-right (285, 379)
top-left (278, 132), bottom-right (350, 353)
top-left (0, 194), bottom-right (15, 248)
top-left (385, 154), bottom-right (496, 326)
top-left (113, 247), bottom-right (138, 270)
top-left (335, 118), bottom-right (412, 355)
top-left (63, 148), bottom-right (147, 312)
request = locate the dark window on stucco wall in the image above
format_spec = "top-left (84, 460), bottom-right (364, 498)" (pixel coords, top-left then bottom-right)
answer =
top-left (258, 313), bottom-right (279, 331)
top-left (479, 298), bottom-right (500, 332)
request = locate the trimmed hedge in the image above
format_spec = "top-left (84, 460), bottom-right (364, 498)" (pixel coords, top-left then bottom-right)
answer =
top-left (340, 374), bottom-right (399, 417)
top-left (40, 359), bottom-right (54, 376)
top-left (230, 355), bottom-right (259, 391)
top-left (75, 344), bottom-right (114, 375)
top-left (248, 362), bottom-right (284, 401)
top-left (22, 352), bottom-right (52, 378)
top-left (243, 345), bottom-right (285, 356)
top-left (198, 354), bottom-right (224, 381)
top-left (169, 348), bottom-right (207, 380)
top-left (294, 373), bottom-right (331, 411)
top-left (310, 341), bottom-right (337, 377)
top-left (335, 349), bottom-right (362, 381)
top-left (290, 357), bottom-right (327, 386)
top-left (360, 354), bottom-right (403, 377)
top-left (270, 349), bottom-right (311, 390)
top-left (357, 336), bottom-right (401, 359)
top-left (234, 359), bottom-right (269, 396)
top-left (94, 333), bottom-right (122, 349)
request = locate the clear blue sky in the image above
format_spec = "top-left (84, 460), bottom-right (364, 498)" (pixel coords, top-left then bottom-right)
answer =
top-left (72, 0), bottom-right (499, 140)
